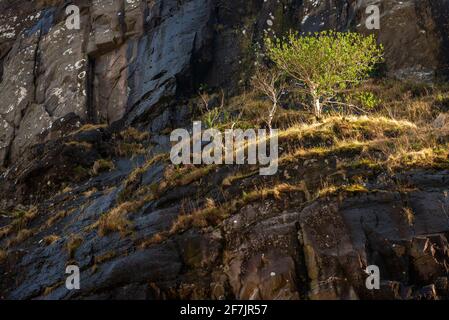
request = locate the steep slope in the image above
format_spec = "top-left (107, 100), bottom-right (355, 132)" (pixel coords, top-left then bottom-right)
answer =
top-left (0, 0), bottom-right (449, 300)
top-left (1, 114), bottom-right (449, 299)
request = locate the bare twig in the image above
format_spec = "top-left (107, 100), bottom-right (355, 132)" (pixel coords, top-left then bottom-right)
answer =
top-left (252, 66), bottom-right (287, 133)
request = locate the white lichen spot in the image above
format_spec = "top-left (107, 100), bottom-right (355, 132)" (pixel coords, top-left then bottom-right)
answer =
top-left (5, 104), bottom-right (14, 113)
top-left (74, 59), bottom-right (86, 70)
top-left (51, 88), bottom-right (65, 104)
top-left (16, 87), bottom-right (27, 105)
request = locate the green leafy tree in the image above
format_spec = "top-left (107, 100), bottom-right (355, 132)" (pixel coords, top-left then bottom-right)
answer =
top-left (265, 30), bottom-right (383, 116)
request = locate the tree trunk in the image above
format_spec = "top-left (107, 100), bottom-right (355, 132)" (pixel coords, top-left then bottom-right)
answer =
top-left (310, 86), bottom-right (321, 117)
top-left (314, 98), bottom-right (321, 117)
top-left (268, 100), bottom-right (277, 135)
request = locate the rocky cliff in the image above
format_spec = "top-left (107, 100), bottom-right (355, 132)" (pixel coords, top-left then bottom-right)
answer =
top-left (0, 0), bottom-right (449, 300)
top-left (1, 0), bottom-right (448, 168)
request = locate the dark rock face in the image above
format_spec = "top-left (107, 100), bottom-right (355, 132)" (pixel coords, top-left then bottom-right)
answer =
top-left (1, 0), bottom-right (449, 300)
top-left (1, 164), bottom-right (449, 299)
top-left (216, 171), bottom-right (449, 300)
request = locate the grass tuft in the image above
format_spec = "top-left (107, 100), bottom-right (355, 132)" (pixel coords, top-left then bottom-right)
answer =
top-left (43, 234), bottom-right (60, 245)
top-left (92, 159), bottom-right (115, 175)
top-left (66, 234), bottom-right (83, 258)
top-left (0, 249), bottom-right (7, 263)
top-left (97, 201), bottom-right (143, 237)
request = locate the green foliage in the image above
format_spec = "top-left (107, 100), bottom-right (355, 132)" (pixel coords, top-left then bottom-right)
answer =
top-left (355, 91), bottom-right (381, 110)
top-left (265, 30), bottom-right (384, 114)
top-left (201, 108), bottom-right (230, 129)
top-left (202, 108), bottom-right (220, 128)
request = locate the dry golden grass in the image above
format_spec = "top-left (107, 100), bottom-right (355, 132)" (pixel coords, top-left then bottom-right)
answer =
top-left (125, 153), bottom-right (169, 184)
top-left (93, 155), bottom-right (181, 235)
top-left (115, 127), bottom-right (149, 157)
top-left (0, 225), bottom-right (12, 240)
top-left (227, 91), bottom-right (268, 122)
top-left (386, 145), bottom-right (449, 170)
top-left (348, 158), bottom-right (382, 170)
top-left (242, 183), bottom-right (298, 202)
top-left (204, 197), bottom-right (216, 209)
top-left (379, 92), bottom-right (439, 124)
top-left (159, 112), bottom-right (445, 241)
top-left (121, 114), bottom-right (433, 226)
top-left (139, 232), bottom-right (168, 248)
top-left (168, 207), bottom-right (223, 235)
top-left (119, 127), bottom-right (149, 141)
top-left (403, 207), bottom-right (415, 227)
top-left (276, 114), bottom-right (449, 173)
top-left (92, 159), bottom-right (115, 175)
top-left (0, 206), bottom-right (38, 240)
top-left (66, 234), bottom-right (83, 258)
top-left (0, 249), bottom-right (7, 263)
top-left (177, 165), bottom-right (217, 186)
top-left (94, 251), bottom-right (117, 264)
top-left (116, 142), bottom-right (146, 157)
top-left (45, 210), bottom-right (71, 229)
top-left (167, 182), bottom-right (309, 236)
top-left (43, 234), bottom-right (60, 245)
top-left (278, 116), bottom-right (417, 145)
top-left (317, 183), bottom-right (369, 198)
top-left (138, 109), bottom-right (446, 246)
top-left (7, 229), bottom-right (33, 247)
top-left (222, 170), bottom-right (258, 187)
top-left (117, 153), bottom-right (169, 203)
top-left (69, 84), bottom-right (447, 249)
top-left (356, 80), bottom-right (449, 126)
top-left (97, 201), bottom-right (143, 237)
top-left (83, 188), bottom-right (98, 198)
top-left (279, 139), bottom-right (368, 168)
top-left (42, 281), bottom-right (64, 296)
top-left (121, 159), bottom-right (215, 205)
top-left (60, 186), bottom-right (73, 194)
top-left (130, 80), bottom-right (449, 248)
top-left (72, 123), bottom-right (107, 134)
top-left (64, 141), bottom-right (93, 149)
